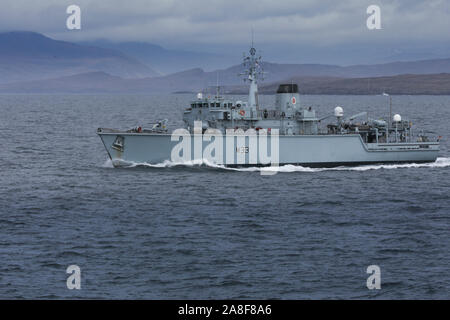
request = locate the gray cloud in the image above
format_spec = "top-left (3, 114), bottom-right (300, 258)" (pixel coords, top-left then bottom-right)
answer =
top-left (1, 0), bottom-right (449, 64)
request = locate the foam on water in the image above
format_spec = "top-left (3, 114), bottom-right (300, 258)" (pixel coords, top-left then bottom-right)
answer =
top-left (102, 157), bottom-right (450, 173)
top-left (102, 159), bottom-right (114, 168)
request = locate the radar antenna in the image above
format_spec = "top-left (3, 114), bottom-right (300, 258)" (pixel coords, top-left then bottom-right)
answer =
top-left (239, 46), bottom-right (264, 83)
top-left (238, 34), bottom-right (265, 108)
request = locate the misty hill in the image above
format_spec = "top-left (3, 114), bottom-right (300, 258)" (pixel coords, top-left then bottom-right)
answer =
top-left (2, 31), bottom-right (450, 94)
top-left (162, 58), bottom-right (450, 90)
top-left (0, 32), bottom-right (158, 83)
top-left (0, 69), bottom-right (211, 93)
top-left (2, 31), bottom-right (450, 87)
top-left (2, 71), bottom-right (450, 95)
top-left (258, 73), bottom-right (450, 95)
top-left (236, 58), bottom-right (450, 81)
top-left (149, 58), bottom-right (450, 89)
top-left (77, 39), bottom-right (450, 78)
top-left (80, 40), bottom-right (236, 75)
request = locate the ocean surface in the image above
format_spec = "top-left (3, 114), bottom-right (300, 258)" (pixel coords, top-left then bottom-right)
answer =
top-left (0, 94), bottom-right (449, 299)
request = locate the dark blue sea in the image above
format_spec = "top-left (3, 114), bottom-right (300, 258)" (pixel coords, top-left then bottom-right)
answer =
top-left (0, 94), bottom-right (449, 299)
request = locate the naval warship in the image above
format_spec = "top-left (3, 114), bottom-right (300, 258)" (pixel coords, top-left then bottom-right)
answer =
top-left (97, 46), bottom-right (440, 168)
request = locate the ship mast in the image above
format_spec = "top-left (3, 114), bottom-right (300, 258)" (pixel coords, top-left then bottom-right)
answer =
top-left (240, 42), bottom-right (264, 109)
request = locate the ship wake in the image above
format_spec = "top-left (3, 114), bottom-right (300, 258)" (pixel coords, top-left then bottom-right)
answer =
top-left (102, 157), bottom-right (450, 172)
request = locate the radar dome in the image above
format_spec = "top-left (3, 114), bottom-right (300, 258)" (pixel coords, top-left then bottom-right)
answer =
top-left (393, 114), bottom-right (402, 122)
top-left (197, 92), bottom-right (203, 100)
top-left (334, 106), bottom-right (344, 117)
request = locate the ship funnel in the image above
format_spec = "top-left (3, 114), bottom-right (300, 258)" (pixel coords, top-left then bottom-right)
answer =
top-left (276, 84), bottom-right (298, 94)
top-left (275, 84), bottom-right (300, 116)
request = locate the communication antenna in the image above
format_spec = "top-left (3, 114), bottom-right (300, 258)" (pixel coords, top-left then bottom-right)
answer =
top-left (216, 72), bottom-right (220, 98)
top-left (238, 34), bottom-right (265, 83)
top-left (251, 28), bottom-right (254, 48)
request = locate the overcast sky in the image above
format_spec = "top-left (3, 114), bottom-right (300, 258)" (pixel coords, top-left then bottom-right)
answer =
top-left (2, 0), bottom-right (449, 64)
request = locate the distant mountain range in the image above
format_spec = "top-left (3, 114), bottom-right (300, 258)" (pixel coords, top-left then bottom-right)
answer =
top-left (1, 71), bottom-right (450, 95)
top-left (257, 73), bottom-right (450, 95)
top-left (79, 40), bottom-right (236, 75)
top-left (0, 31), bottom-right (158, 83)
top-left (1, 31), bottom-right (450, 94)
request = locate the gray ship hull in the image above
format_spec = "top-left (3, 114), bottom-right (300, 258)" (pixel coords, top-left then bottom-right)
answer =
top-left (98, 132), bottom-right (439, 167)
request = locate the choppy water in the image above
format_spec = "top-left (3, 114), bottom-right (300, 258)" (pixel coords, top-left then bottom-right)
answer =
top-left (0, 94), bottom-right (449, 299)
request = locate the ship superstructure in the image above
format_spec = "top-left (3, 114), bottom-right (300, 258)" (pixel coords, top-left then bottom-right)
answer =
top-left (98, 45), bottom-right (440, 167)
